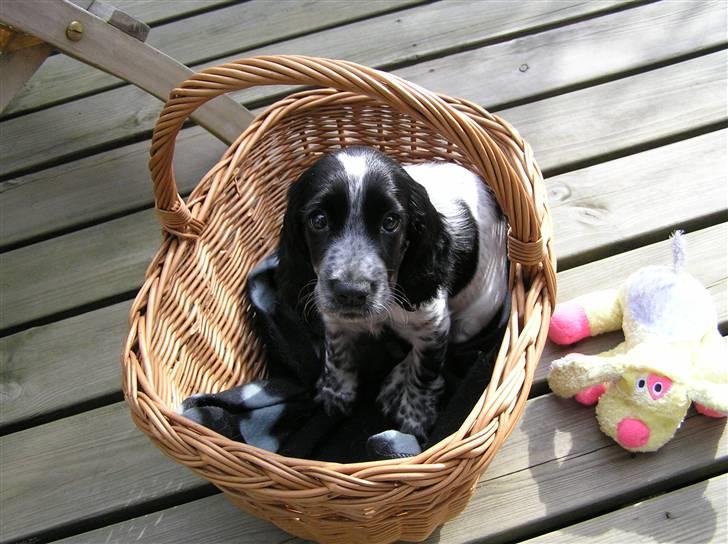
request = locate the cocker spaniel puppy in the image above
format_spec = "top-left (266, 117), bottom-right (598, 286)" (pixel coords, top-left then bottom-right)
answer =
top-left (276, 147), bottom-right (508, 440)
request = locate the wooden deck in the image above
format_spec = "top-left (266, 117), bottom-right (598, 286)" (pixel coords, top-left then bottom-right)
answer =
top-left (1, 0), bottom-right (726, 542)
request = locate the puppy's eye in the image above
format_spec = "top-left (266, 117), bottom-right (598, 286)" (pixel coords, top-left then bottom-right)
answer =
top-left (382, 213), bottom-right (401, 233)
top-left (308, 210), bottom-right (328, 231)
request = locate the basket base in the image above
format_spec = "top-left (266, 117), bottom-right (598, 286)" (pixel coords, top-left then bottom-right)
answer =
top-left (222, 479), bottom-right (477, 544)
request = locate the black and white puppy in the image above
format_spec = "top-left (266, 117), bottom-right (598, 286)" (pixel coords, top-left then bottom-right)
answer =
top-left (276, 147), bottom-right (508, 440)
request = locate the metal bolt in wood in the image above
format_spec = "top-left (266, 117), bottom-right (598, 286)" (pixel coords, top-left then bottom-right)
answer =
top-left (65, 20), bottom-right (83, 41)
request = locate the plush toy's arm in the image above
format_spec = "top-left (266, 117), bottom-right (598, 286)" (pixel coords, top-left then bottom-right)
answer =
top-left (549, 289), bottom-right (623, 345)
top-left (547, 343), bottom-right (627, 398)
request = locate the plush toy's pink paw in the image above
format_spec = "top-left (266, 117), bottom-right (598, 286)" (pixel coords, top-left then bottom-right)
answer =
top-left (549, 302), bottom-right (591, 345)
top-left (574, 384), bottom-right (606, 406)
top-left (695, 403), bottom-right (727, 418)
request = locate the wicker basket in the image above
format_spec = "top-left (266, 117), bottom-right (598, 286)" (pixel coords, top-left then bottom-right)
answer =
top-left (122, 56), bottom-right (556, 544)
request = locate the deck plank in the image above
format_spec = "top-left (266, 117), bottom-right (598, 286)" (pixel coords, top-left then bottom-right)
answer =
top-left (522, 475), bottom-right (727, 544)
top-left (2, 52), bottom-right (726, 330)
top-left (0, 402), bottom-right (208, 544)
top-left (40, 390), bottom-right (727, 544)
top-left (396, 0), bottom-right (728, 108)
top-left (4, 0), bottom-right (626, 117)
top-left (2, 138), bottom-right (726, 427)
top-left (4, 0), bottom-right (726, 247)
top-left (0, 301), bottom-right (130, 430)
top-left (111, 0), bottom-right (236, 25)
top-left (0, 1), bottom-right (661, 178)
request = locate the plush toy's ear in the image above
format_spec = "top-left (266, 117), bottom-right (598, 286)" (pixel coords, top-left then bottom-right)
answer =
top-left (548, 350), bottom-right (626, 399)
top-left (687, 331), bottom-right (728, 416)
top-left (687, 382), bottom-right (728, 416)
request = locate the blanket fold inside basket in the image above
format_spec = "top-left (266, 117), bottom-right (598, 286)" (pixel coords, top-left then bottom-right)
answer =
top-left (181, 254), bottom-right (508, 463)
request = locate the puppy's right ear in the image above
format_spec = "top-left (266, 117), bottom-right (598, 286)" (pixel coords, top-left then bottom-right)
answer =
top-left (275, 171), bottom-right (316, 311)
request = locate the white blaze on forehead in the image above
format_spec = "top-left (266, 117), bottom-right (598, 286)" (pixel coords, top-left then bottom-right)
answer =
top-left (337, 152), bottom-right (369, 205)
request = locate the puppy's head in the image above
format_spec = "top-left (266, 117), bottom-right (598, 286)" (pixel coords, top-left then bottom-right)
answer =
top-left (276, 147), bottom-right (447, 322)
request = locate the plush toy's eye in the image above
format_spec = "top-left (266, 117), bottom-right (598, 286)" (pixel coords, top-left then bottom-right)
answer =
top-left (636, 377), bottom-right (647, 392)
top-left (647, 374), bottom-right (672, 400)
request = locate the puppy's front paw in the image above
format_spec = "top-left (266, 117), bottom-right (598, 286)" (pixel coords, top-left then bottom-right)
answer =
top-left (377, 362), bottom-right (444, 442)
top-left (376, 360), bottom-right (407, 417)
top-left (314, 369), bottom-right (356, 417)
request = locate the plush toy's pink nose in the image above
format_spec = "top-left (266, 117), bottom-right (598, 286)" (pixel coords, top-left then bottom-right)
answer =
top-left (616, 418), bottom-right (650, 448)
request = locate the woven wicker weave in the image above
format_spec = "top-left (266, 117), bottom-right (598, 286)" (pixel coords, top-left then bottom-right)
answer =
top-left (122, 56), bottom-right (556, 544)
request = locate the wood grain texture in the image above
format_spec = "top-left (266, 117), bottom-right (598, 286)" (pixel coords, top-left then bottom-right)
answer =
top-left (108, 0), bottom-right (236, 26)
top-left (2, 0), bottom-right (421, 116)
top-left (3, 0), bottom-right (725, 246)
top-left (0, 125), bottom-right (226, 248)
top-left (0, 211), bottom-right (160, 331)
top-left (549, 129), bottom-right (728, 266)
top-left (0, 301), bottom-right (130, 428)
top-left (0, 43), bottom-right (51, 112)
top-left (46, 390), bottom-right (727, 544)
top-left (0, 402), bottom-right (208, 543)
top-left (0, 0), bottom-right (639, 177)
top-left (522, 474), bottom-right (727, 544)
top-left (3, 0), bottom-right (624, 116)
top-left (6, 0), bottom-right (723, 247)
top-left (396, 0), bottom-right (728, 109)
top-left (3, 52), bottom-right (726, 329)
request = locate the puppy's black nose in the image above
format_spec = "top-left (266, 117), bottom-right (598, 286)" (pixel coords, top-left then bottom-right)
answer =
top-left (331, 280), bottom-right (369, 307)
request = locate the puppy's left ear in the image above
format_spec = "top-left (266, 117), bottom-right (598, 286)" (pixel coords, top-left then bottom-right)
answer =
top-left (275, 172), bottom-right (316, 312)
top-left (397, 174), bottom-right (450, 307)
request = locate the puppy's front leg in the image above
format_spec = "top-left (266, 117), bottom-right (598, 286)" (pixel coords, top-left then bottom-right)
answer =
top-left (378, 296), bottom-right (449, 441)
top-left (314, 326), bottom-right (359, 416)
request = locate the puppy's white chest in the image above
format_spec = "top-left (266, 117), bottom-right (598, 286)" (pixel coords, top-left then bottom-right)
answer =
top-left (387, 294), bottom-right (449, 345)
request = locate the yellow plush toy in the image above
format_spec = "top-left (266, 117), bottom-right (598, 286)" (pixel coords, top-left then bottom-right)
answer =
top-left (547, 232), bottom-right (727, 452)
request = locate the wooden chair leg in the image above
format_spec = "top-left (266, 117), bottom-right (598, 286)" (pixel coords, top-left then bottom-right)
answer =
top-left (0, 26), bottom-right (52, 112)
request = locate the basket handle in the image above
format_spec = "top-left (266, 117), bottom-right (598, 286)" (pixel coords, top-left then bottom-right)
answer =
top-left (150, 56), bottom-right (545, 264)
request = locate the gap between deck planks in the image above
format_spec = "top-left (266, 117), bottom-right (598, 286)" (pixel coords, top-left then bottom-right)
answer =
top-left (1, 226), bottom-right (725, 543)
top-left (0, 0), bottom-right (691, 179)
top-left (521, 474), bottom-right (727, 544)
top-left (3, 0), bottom-right (727, 247)
top-left (2, 0), bottom-right (626, 118)
top-left (103, 0), bottom-right (236, 27)
top-left (1, 0), bottom-right (422, 118)
top-left (2, 50), bottom-right (726, 332)
top-left (1, 143), bottom-right (726, 430)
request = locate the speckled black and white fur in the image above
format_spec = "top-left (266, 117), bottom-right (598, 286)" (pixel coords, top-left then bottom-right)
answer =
top-left (275, 147), bottom-right (508, 441)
